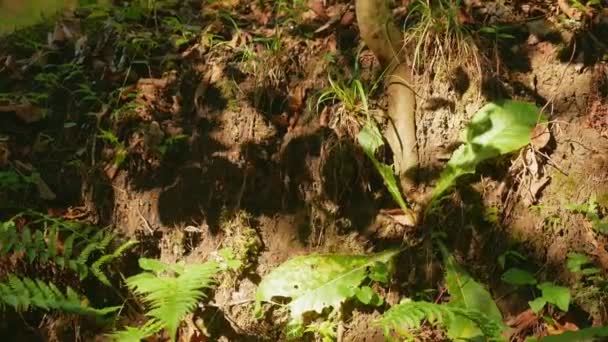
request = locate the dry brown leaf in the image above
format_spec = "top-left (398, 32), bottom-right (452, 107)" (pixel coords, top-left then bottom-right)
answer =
top-left (0, 103), bottom-right (45, 123)
top-left (506, 308), bottom-right (538, 338)
top-left (340, 10), bottom-right (355, 26)
top-left (308, 0), bottom-right (328, 19)
top-left (319, 106), bottom-right (331, 127)
top-left (531, 123), bottom-right (551, 150)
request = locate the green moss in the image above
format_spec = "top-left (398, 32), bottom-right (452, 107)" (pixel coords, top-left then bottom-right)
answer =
top-left (220, 211), bottom-right (262, 273)
top-left (553, 172), bottom-right (579, 203)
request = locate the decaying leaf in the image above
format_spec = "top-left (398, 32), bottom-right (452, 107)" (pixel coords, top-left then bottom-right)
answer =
top-left (0, 103), bottom-right (46, 123)
top-left (530, 123), bottom-right (551, 150)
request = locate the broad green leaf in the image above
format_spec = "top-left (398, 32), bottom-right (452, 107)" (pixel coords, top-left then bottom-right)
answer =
top-left (528, 297), bottom-right (547, 313)
top-left (369, 261), bottom-right (390, 284)
top-left (355, 286), bottom-right (374, 305)
top-left (501, 268), bottom-right (537, 286)
top-left (439, 242), bottom-right (506, 340)
top-left (566, 252), bottom-right (591, 273)
top-left (357, 122), bottom-right (410, 212)
top-left (537, 282), bottom-right (570, 312)
top-left (539, 325), bottom-right (608, 342)
top-left (255, 249), bottom-right (400, 322)
top-left (432, 100), bottom-right (544, 200)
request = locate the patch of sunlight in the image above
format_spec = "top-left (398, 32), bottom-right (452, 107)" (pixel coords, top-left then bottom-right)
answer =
top-left (0, 0), bottom-right (77, 33)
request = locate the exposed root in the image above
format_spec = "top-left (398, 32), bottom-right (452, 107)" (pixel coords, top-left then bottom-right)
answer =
top-left (355, 0), bottom-right (419, 193)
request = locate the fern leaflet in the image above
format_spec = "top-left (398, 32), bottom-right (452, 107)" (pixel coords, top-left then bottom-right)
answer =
top-left (125, 258), bottom-right (220, 342)
top-left (377, 299), bottom-right (505, 341)
top-left (0, 274), bottom-right (119, 316)
top-left (0, 214), bottom-right (127, 282)
top-left (92, 240), bottom-right (138, 286)
top-left (107, 319), bottom-right (164, 342)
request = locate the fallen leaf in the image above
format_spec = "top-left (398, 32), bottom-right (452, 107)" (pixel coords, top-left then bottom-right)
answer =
top-left (340, 10), bottom-right (355, 26)
top-left (531, 123), bottom-right (551, 150)
top-left (0, 103), bottom-right (45, 123)
top-left (309, 0), bottom-right (327, 19)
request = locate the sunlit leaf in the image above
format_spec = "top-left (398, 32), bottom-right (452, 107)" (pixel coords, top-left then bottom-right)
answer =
top-left (439, 242), bottom-right (506, 340)
top-left (501, 268), bottom-right (537, 286)
top-left (432, 100), bottom-right (545, 200)
top-left (537, 282), bottom-right (570, 312)
top-left (357, 122), bottom-right (410, 213)
top-left (255, 249), bottom-right (400, 323)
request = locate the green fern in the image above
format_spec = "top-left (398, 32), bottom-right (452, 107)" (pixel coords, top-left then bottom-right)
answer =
top-left (125, 258), bottom-right (220, 342)
top-left (377, 299), bottom-right (505, 341)
top-left (0, 274), bottom-right (119, 316)
top-left (107, 320), bottom-right (164, 342)
top-left (92, 240), bottom-right (139, 286)
top-left (0, 214), bottom-right (125, 281)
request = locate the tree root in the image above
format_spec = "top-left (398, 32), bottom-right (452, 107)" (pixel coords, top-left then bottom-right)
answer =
top-left (355, 0), bottom-right (418, 193)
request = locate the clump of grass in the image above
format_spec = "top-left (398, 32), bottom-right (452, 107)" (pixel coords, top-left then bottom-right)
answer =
top-left (403, 0), bottom-right (483, 82)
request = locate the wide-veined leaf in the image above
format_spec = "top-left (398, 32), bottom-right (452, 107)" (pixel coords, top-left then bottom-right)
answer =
top-left (255, 249), bottom-right (400, 322)
top-left (432, 100), bottom-right (545, 200)
top-left (439, 242), bottom-right (507, 340)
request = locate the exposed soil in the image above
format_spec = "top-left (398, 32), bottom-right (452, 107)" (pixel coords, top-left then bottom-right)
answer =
top-left (1, 0), bottom-right (608, 341)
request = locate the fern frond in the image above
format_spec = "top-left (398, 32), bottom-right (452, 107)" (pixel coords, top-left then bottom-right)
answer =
top-left (0, 274), bottom-right (119, 316)
top-left (126, 259), bottom-right (220, 342)
top-left (0, 216), bottom-right (117, 280)
top-left (107, 319), bottom-right (164, 342)
top-left (377, 300), bottom-right (505, 341)
top-left (92, 240), bottom-right (138, 286)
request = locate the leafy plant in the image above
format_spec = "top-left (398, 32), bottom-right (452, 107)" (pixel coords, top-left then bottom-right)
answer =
top-left (500, 267), bottom-right (537, 286)
top-left (377, 299), bottom-right (505, 342)
top-left (91, 240), bottom-right (139, 287)
top-left (254, 249), bottom-right (400, 337)
top-left (501, 268), bottom-right (537, 286)
top-left (528, 282), bottom-right (571, 313)
top-left (317, 76), bottom-right (369, 117)
top-left (566, 252), bottom-right (601, 276)
top-left (431, 100), bottom-right (545, 202)
top-left (98, 129), bottom-right (128, 167)
top-left (404, 0), bottom-right (479, 75)
top-left (358, 122), bottom-right (412, 215)
top-left (566, 195), bottom-right (608, 234)
top-left (497, 249), bottom-right (528, 270)
top-left (439, 242), bottom-right (507, 340)
top-left (107, 320), bottom-right (164, 342)
top-left (115, 258), bottom-right (220, 342)
top-left (378, 242), bottom-right (506, 341)
top-left (0, 274), bottom-right (119, 317)
top-left (0, 213), bottom-right (129, 282)
top-left (304, 320), bottom-right (337, 342)
top-left (0, 168), bottom-right (37, 193)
